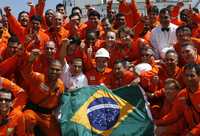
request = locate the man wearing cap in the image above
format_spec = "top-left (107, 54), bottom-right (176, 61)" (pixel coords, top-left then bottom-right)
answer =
top-left (86, 48), bottom-right (112, 88)
top-left (0, 88), bottom-right (26, 136)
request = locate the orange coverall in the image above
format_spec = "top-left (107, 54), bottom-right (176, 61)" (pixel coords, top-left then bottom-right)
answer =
top-left (0, 109), bottom-right (26, 136)
top-left (21, 62), bottom-right (64, 136)
top-left (86, 67), bottom-right (112, 88)
top-left (110, 70), bottom-right (136, 89)
top-left (155, 87), bottom-right (200, 135)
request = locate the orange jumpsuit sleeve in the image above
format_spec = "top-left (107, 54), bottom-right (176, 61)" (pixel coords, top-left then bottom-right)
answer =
top-left (21, 58), bottom-right (42, 86)
top-left (192, 13), bottom-right (200, 24)
top-left (29, 5), bottom-right (36, 17)
top-left (132, 21), bottom-right (144, 38)
top-left (118, 0), bottom-right (133, 28)
top-left (13, 109), bottom-right (26, 136)
top-left (155, 98), bottom-right (184, 126)
top-left (0, 43), bottom-right (7, 56)
top-left (145, 0), bottom-right (153, 15)
top-left (190, 123), bottom-right (200, 136)
top-left (0, 55), bottom-right (19, 76)
top-left (130, 0), bottom-right (140, 23)
top-left (35, 0), bottom-right (45, 16)
top-left (1, 77), bottom-right (27, 109)
top-left (7, 14), bottom-right (25, 43)
top-left (171, 5), bottom-right (181, 18)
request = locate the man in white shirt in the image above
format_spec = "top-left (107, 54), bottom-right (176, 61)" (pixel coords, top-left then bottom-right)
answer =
top-left (61, 58), bottom-right (88, 91)
top-left (150, 8), bottom-right (178, 58)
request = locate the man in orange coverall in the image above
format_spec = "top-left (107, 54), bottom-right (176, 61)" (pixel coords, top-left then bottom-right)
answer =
top-left (0, 88), bottom-right (26, 136)
top-left (21, 49), bottom-right (64, 136)
top-left (154, 78), bottom-right (186, 136)
top-left (155, 63), bottom-right (200, 136)
top-left (110, 60), bottom-right (137, 89)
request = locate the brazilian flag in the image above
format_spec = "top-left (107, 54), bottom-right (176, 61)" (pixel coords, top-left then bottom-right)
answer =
top-left (59, 85), bottom-right (154, 136)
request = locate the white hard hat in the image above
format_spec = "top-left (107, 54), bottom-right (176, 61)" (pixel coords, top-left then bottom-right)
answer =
top-left (135, 63), bottom-right (152, 75)
top-left (95, 48), bottom-right (110, 58)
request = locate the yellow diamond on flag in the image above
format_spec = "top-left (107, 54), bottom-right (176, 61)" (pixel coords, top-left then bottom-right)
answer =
top-left (71, 89), bottom-right (134, 136)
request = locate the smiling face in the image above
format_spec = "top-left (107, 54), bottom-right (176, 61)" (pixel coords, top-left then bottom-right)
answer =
top-left (183, 67), bottom-right (200, 93)
top-left (0, 90), bottom-right (12, 116)
top-left (106, 31), bottom-right (116, 46)
top-left (70, 58), bottom-right (83, 76)
top-left (48, 60), bottom-right (62, 81)
top-left (159, 9), bottom-right (171, 28)
top-left (44, 41), bottom-right (57, 59)
top-left (45, 9), bottom-right (55, 24)
top-left (96, 57), bottom-right (109, 72)
top-left (181, 45), bottom-right (197, 64)
top-left (18, 12), bottom-right (29, 27)
top-left (54, 12), bottom-right (63, 30)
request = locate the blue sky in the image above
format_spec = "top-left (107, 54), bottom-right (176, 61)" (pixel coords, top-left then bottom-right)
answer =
top-left (0, 0), bottom-right (62, 16)
top-left (0, 0), bottom-right (199, 17)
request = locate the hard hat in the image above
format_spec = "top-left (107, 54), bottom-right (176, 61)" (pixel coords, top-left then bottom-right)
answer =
top-left (135, 63), bottom-right (152, 75)
top-left (95, 48), bottom-right (110, 58)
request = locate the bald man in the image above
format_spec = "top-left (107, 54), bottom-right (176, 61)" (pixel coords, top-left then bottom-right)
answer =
top-left (22, 51), bottom-right (64, 136)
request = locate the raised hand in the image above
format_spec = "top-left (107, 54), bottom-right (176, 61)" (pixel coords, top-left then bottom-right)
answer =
top-left (4, 6), bottom-right (11, 16)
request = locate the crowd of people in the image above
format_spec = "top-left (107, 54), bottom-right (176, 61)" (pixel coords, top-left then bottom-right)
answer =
top-left (0, 0), bottom-right (200, 135)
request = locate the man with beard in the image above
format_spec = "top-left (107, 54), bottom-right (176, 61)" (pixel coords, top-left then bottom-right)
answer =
top-left (86, 48), bottom-right (112, 88)
top-left (21, 50), bottom-right (64, 136)
top-left (110, 60), bottom-right (136, 89)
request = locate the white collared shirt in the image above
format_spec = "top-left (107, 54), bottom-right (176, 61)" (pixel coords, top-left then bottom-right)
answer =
top-left (150, 23), bottom-right (178, 57)
top-left (60, 62), bottom-right (88, 90)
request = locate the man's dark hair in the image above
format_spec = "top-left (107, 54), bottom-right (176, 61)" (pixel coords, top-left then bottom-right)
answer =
top-left (45, 9), bottom-right (55, 16)
top-left (165, 49), bottom-right (178, 58)
top-left (17, 11), bottom-right (29, 21)
top-left (31, 15), bottom-right (42, 22)
top-left (149, 5), bottom-right (159, 15)
top-left (56, 3), bottom-right (65, 10)
top-left (71, 6), bottom-right (82, 15)
top-left (68, 36), bottom-right (81, 45)
top-left (176, 25), bottom-right (192, 36)
top-left (159, 8), bottom-right (170, 15)
top-left (184, 64), bottom-right (200, 76)
top-left (165, 78), bottom-right (181, 90)
top-left (88, 10), bottom-right (100, 19)
top-left (193, 7), bottom-right (199, 13)
top-left (115, 12), bottom-right (125, 19)
top-left (8, 36), bottom-right (19, 44)
top-left (69, 13), bottom-right (81, 20)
